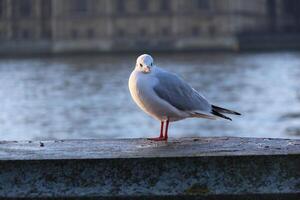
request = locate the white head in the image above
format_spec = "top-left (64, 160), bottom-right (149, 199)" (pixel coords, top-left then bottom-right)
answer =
top-left (135, 54), bottom-right (154, 73)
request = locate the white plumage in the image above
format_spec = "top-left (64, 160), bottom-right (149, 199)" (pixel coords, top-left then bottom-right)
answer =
top-left (129, 54), bottom-right (240, 141)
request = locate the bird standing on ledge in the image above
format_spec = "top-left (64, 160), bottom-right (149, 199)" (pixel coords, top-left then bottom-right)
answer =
top-left (129, 54), bottom-right (241, 141)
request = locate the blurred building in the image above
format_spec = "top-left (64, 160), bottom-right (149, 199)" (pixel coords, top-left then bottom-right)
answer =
top-left (0, 0), bottom-right (299, 55)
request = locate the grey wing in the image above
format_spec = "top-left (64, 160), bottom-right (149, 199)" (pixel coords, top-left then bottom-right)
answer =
top-left (153, 70), bottom-right (211, 114)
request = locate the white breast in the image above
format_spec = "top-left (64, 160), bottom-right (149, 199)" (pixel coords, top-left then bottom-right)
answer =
top-left (128, 70), bottom-right (188, 121)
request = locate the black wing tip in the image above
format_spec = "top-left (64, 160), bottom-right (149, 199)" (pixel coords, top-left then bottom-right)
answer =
top-left (225, 116), bottom-right (232, 121)
top-left (212, 105), bottom-right (241, 116)
top-left (233, 111), bottom-right (242, 116)
top-left (211, 110), bottom-right (232, 121)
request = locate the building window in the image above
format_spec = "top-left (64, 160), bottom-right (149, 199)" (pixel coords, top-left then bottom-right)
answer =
top-left (160, 0), bottom-right (170, 11)
top-left (161, 27), bottom-right (170, 36)
top-left (0, 0), bottom-right (3, 18)
top-left (196, 0), bottom-right (210, 9)
top-left (72, 0), bottom-right (88, 15)
top-left (116, 0), bottom-right (125, 13)
top-left (116, 29), bottom-right (124, 37)
top-left (41, 0), bottom-right (52, 18)
top-left (87, 29), bottom-right (95, 38)
top-left (0, 30), bottom-right (3, 39)
top-left (22, 29), bottom-right (30, 39)
top-left (139, 28), bottom-right (146, 37)
top-left (208, 25), bottom-right (215, 36)
top-left (71, 30), bottom-right (78, 39)
top-left (192, 27), bottom-right (201, 36)
top-left (19, 0), bottom-right (32, 17)
top-left (41, 29), bottom-right (51, 39)
top-left (138, 0), bottom-right (148, 11)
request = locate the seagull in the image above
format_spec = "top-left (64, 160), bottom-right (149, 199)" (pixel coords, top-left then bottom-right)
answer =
top-left (129, 54), bottom-right (241, 141)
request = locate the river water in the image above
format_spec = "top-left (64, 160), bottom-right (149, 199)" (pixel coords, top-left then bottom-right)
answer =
top-left (0, 52), bottom-right (300, 140)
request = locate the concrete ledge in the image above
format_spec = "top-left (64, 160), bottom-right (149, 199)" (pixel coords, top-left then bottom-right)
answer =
top-left (0, 137), bottom-right (299, 199)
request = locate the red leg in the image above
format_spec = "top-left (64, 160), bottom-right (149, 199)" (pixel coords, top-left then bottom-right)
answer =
top-left (147, 121), bottom-right (165, 141)
top-left (164, 119), bottom-right (169, 140)
top-left (159, 121), bottom-right (164, 138)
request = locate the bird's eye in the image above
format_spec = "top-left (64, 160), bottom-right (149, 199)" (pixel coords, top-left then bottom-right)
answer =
top-left (140, 63), bottom-right (143, 67)
top-left (151, 63), bottom-right (153, 66)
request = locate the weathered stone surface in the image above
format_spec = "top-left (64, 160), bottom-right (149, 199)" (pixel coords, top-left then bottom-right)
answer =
top-left (0, 137), bottom-right (299, 199)
top-left (0, 137), bottom-right (299, 160)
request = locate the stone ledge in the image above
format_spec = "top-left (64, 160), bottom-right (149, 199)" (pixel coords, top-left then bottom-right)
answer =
top-left (0, 137), bottom-right (299, 199)
top-left (0, 137), bottom-right (299, 160)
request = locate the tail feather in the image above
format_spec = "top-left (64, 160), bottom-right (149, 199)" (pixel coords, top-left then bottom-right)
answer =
top-left (211, 105), bottom-right (241, 115)
top-left (211, 110), bottom-right (232, 121)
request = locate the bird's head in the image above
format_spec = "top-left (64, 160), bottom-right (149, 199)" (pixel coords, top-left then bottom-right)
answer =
top-left (135, 54), bottom-right (154, 74)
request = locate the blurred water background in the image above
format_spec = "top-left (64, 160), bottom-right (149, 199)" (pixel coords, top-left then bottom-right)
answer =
top-left (0, 52), bottom-right (299, 140)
